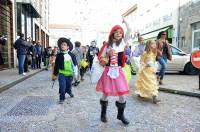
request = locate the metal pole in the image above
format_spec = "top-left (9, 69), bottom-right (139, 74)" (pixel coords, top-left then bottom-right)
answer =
top-left (199, 69), bottom-right (200, 90)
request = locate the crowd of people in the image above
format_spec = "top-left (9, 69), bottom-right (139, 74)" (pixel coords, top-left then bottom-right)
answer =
top-left (13, 33), bottom-right (61, 75)
top-left (13, 18), bottom-right (172, 126)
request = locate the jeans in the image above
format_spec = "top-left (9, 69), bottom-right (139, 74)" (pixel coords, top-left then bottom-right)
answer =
top-left (31, 58), bottom-right (36, 69)
top-left (24, 56), bottom-right (28, 72)
top-left (58, 74), bottom-right (73, 101)
top-left (158, 56), bottom-right (167, 80)
top-left (17, 55), bottom-right (26, 74)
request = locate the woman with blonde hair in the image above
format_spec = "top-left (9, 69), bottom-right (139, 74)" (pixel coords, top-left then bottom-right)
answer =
top-left (135, 40), bottom-right (160, 104)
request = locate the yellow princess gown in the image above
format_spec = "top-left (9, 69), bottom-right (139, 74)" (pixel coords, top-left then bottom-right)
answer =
top-left (135, 51), bottom-right (158, 98)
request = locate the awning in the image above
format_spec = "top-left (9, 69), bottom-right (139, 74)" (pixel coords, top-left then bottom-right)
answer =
top-left (16, 0), bottom-right (40, 18)
top-left (140, 27), bottom-right (171, 40)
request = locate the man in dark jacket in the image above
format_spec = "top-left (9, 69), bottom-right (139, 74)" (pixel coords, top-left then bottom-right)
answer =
top-left (14, 33), bottom-right (30, 75)
top-left (35, 41), bottom-right (43, 69)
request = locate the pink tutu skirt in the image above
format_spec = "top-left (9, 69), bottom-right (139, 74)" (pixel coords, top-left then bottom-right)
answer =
top-left (96, 67), bottom-right (129, 96)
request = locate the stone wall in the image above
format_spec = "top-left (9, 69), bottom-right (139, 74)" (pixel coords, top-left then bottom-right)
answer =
top-left (179, 0), bottom-right (200, 53)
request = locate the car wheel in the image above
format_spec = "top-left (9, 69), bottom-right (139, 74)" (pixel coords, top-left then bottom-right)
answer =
top-left (184, 62), bottom-right (199, 75)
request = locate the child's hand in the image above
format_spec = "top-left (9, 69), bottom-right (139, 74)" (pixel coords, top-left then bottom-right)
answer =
top-left (52, 75), bottom-right (57, 81)
top-left (108, 48), bottom-right (114, 57)
top-left (122, 17), bottom-right (128, 26)
top-left (99, 57), bottom-right (108, 66)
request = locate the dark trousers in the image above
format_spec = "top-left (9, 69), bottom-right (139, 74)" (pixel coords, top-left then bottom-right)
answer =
top-left (24, 56), bottom-right (28, 72)
top-left (36, 55), bottom-right (42, 68)
top-left (89, 58), bottom-right (94, 70)
top-left (31, 57), bottom-right (36, 69)
top-left (58, 74), bottom-right (73, 100)
top-left (80, 67), bottom-right (87, 78)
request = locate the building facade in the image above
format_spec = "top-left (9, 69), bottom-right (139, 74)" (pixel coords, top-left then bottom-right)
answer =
top-left (123, 0), bottom-right (200, 53)
top-left (0, 0), bottom-right (15, 69)
top-left (123, 0), bottom-right (179, 47)
top-left (16, 0), bottom-right (49, 48)
top-left (179, 0), bottom-right (200, 52)
top-left (0, 0), bottom-right (50, 70)
top-left (49, 24), bottom-right (83, 47)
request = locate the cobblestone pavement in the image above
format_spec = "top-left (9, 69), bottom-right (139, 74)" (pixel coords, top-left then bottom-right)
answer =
top-left (0, 71), bottom-right (199, 132)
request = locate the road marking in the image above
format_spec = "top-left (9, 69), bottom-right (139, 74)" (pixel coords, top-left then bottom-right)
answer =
top-left (193, 57), bottom-right (200, 61)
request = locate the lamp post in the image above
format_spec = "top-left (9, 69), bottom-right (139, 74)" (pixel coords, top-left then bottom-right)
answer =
top-left (177, 0), bottom-right (181, 48)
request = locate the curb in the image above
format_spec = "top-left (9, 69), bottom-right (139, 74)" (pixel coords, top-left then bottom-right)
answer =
top-left (0, 69), bottom-right (45, 93)
top-left (159, 87), bottom-right (200, 98)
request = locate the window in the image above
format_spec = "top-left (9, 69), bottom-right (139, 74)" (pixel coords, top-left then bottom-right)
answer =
top-left (192, 29), bottom-right (200, 51)
top-left (192, 0), bottom-right (200, 3)
top-left (171, 46), bottom-right (182, 55)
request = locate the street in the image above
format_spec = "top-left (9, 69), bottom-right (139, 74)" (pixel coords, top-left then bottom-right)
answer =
top-left (0, 71), bottom-right (199, 132)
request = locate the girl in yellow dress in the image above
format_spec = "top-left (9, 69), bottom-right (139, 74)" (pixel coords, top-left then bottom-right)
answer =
top-left (135, 40), bottom-right (160, 104)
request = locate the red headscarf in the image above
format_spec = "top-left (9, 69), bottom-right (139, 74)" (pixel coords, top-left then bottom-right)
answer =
top-left (108, 25), bottom-right (124, 42)
top-left (98, 25), bottom-right (126, 67)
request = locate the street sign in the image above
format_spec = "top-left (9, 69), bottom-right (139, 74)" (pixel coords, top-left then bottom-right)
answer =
top-left (191, 50), bottom-right (200, 90)
top-left (191, 50), bottom-right (200, 69)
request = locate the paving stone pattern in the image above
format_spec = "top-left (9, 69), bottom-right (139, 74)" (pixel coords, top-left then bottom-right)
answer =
top-left (6, 96), bottom-right (55, 116)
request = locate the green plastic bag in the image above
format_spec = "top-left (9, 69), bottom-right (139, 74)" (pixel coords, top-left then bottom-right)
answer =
top-left (80, 59), bottom-right (89, 68)
top-left (123, 64), bottom-right (132, 83)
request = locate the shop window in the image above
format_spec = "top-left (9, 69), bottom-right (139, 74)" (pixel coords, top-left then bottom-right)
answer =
top-left (192, 29), bottom-right (200, 51)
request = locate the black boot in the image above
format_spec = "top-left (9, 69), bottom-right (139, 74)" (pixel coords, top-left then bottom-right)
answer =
top-left (115, 101), bottom-right (129, 125)
top-left (100, 100), bottom-right (108, 123)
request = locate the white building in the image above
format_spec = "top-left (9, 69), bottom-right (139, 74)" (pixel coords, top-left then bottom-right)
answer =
top-left (123, 0), bottom-right (200, 53)
top-left (49, 24), bottom-right (83, 47)
top-left (123, 0), bottom-right (180, 47)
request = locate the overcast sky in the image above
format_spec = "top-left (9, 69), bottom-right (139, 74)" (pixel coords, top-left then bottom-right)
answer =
top-left (49, 0), bottom-right (135, 31)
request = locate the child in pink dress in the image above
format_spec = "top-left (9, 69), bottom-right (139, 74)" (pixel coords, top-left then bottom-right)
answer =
top-left (96, 19), bottom-right (131, 125)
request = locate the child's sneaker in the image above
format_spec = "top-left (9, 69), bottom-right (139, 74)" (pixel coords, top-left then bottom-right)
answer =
top-left (69, 93), bottom-right (74, 98)
top-left (73, 80), bottom-right (80, 87)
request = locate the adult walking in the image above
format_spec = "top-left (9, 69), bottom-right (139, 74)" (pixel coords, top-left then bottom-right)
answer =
top-left (132, 37), bottom-right (145, 57)
top-left (72, 41), bottom-right (82, 86)
top-left (31, 41), bottom-right (37, 69)
top-left (156, 31), bottom-right (172, 85)
top-left (86, 40), bottom-right (99, 70)
top-left (132, 37), bottom-right (146, 73)
top-left (35, 41), bottom-right (43, 69)
top-left (14, 33), bottom-right (30, 75)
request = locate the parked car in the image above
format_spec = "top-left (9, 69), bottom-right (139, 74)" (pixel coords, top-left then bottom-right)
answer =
top-left (167, 44), bottom-right (198, 75)
top-left (130, 44), bottom-right (199, 75)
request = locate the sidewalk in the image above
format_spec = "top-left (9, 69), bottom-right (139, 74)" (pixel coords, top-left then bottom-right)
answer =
top-left (158, 74), bottom-right (200, 98)
top-left (0, 68), bottom-right (44, 93)
top-left (130, 74), bottom-right (200, 98)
